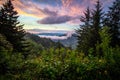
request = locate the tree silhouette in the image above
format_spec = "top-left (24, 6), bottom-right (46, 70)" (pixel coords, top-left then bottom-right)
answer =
top-left (90, 0), bottom-right (104, 55)
top-left (105, 0), bottom-right (120, 47)
top-left (76, 7), bottom-right (92, 54)
top-left (76, 0), bottom-right (104, 56)
top-left (0, 0), bottom-right (26, 52)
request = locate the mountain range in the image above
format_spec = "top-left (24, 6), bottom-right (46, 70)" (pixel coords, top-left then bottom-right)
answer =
top-left (26, 29), bottom-right (78, 49)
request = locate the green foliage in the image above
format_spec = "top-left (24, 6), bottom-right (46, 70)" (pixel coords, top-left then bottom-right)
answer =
top-left (0, 51), bottom-right (24, 80)
top-left (95, 26), bottom-right (111, 56)
top-left (99, 27), bottom-right (111, 50)
top-left (0, 46), bottom-right (120, 80)
top-left (0, 34), bottom-right (13, 51)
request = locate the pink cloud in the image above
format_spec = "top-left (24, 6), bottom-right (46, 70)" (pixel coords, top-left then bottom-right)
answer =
top-left (37, 15), bottom-right (75, 24)
top-left (0, 0), bottom-right (115, 25)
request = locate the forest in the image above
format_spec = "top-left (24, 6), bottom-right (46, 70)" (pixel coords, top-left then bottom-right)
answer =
top-left (0, 0), bottom-right (120, 80)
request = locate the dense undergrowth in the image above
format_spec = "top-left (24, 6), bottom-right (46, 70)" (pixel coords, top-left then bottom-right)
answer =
top-left (0, 46), bottom-right (120, 80)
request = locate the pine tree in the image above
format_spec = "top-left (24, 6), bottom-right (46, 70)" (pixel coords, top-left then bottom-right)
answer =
top-left (91, 0), bottom-right (104, 45)
top-left (105, 0), bottom-right (120, 47)
top-left (90, 0), bottom-right (104, 56)
top-left (76, 7), bottom-right (92, 54)
top-left (0, 0), bottom-right (26, 52)
top-left (92, 0), bottom-right (103, 31)
top-left (76, 0), bottom-right (104, 56)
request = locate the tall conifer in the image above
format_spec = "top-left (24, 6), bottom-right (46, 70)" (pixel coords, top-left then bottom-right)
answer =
top-left (0, 0), bottom-right (26, 52)
top-left (105, 0), bottom-right (120, 47)
top-left (76, 7), bottom-right (92, 54)
top-left (76, 0), bottom-right (104, 55)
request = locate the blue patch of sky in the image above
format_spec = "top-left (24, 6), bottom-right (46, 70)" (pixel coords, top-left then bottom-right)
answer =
top-left (31, 0), bottom-right (62, 7)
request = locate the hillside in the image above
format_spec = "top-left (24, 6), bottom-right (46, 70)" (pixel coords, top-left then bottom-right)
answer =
top-left (25, 33), bottom-right (64, 49)
top-left (53, 34), bottom-right (78, 49)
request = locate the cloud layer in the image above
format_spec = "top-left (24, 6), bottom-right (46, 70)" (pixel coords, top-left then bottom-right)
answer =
top-left (37, 15), bottom-right (75, 24)
top-left (0, 0), bottom-right (115, 25)
top-left (26, 29), bottom-right (75, 40)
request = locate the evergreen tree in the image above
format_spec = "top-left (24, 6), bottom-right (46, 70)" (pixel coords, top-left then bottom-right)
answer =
top-left (92, 0), bottom-right (103, 31)
top-left (76, 0), bottom-right (104, 56)
top-left (105, 0), bottom-right (120, 47)
top-left (0, 0), bottom-right (26, 52)
top-left (91, 0), bottom-right (104, 46)
top-left (90, 0), bottom-right (104, 56)
top-left (76, 7), bottom-right (92, 54)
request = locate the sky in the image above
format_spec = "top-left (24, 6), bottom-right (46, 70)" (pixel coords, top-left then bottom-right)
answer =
top-left (0, 0), bottom-right (115, 39)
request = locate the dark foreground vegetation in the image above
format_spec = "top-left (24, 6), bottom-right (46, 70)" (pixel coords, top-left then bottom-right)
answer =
top-left (0, 0), bottom-right (120, 80)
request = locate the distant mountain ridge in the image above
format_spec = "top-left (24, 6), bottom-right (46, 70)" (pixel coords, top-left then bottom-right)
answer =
top-left (38, 33), bottom-right (67, 37)
top-left (26, 29), bottom-right (74, 40)
top-left (25, 33), bottom-right (64, 49)
top-left (25, 29), bottom-right (78, 49)
top-left (52, 34), bottom-right (78, 49)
